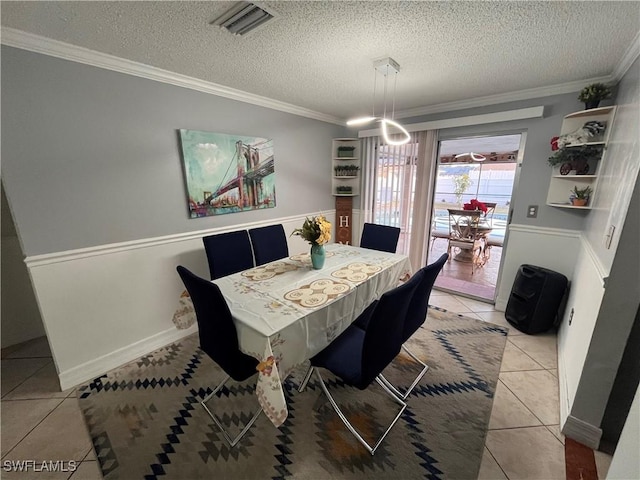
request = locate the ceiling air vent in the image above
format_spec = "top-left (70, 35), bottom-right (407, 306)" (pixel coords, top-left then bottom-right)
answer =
top-left (211, 2), bottom-right (276, 36)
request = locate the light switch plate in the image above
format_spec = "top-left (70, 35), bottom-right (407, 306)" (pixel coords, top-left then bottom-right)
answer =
top-left (605, 225), bottom-right (615, 249)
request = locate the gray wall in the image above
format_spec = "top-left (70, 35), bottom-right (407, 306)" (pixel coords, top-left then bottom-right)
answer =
top-left (396, 92), bottom-right (610, 230)
top-left (1, 46), bottom-right (346, 256)
top-left (569, 58), bottom-right (640, 443)
top-left (584, 57), bottom-right (639, 271)
top-left (1, 183), bottom-right (46, 347)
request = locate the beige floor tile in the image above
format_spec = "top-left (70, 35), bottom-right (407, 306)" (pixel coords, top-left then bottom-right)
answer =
top-left (1, 398), bottom-right (64, 457)
top-left (476, 311), bottom-right (523, 335)
top-left (478, 447), bottom-right (508, 480)
top-left (485, 426), bottom-right (565, 479)
top-left (1, 358), bottom-right (52, 398)
top-left (429, 294), bottom-right (472, 314)
top-left (546, 425), bottom-right (565, 444)
top-left (456, 296), bottom-right (497, 312)
top-left (508, 333), bottom-right (557, 369)
top-left (5, 336), bottom-right (52, 359)
top-left (4, 363), bottom-right (71, 400)
top-left (460, 312), bottom-right (484, 320)
top-left (594, 450), bottom-right (613, 480)
top-left (500, 341), bottom-right (544, 372)
top-left (548, 368), bottom-right (558, 378)
top-left (3, 398), bottom-right (92, 462)
top-left (82, 449), bottom-right (97, 462)
top-left (499, 370), bottom-right (560, 425)
top-left (68, 461), bottom-right (102, 480)
top-left (489, 381), bottom-right (541, 429)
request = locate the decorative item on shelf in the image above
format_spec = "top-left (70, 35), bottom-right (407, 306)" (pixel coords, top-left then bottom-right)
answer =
top-left (346, 57), bottom-right (410, 146)
top-left (547, 144), bottom-right (603, 175)
top-left (551, 121), bottom-right (607, 150)
top-left (336, 185), bottom-right (353, 195)
top-left (570, 185), bottom-right (593, 206)
top-left (334, 164), bottom-right (360, 177)
top-left (463, 199), bottom-right (487, 213)
top-left (578, 83), bottom-right (612, 110)
top-left (337, 146), bottom-right (356, 157)
top-left (291, 215), bottom-right (332, 269)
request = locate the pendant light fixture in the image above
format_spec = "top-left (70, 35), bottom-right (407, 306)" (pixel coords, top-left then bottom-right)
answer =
top-left (347, 57), bottom-right (411, 146)
top-left (454, 152), bottom-right (487, 161)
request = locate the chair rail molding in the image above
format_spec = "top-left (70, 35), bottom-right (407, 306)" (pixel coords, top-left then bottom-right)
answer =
top-left (24, 211), bottom-right (336, 268)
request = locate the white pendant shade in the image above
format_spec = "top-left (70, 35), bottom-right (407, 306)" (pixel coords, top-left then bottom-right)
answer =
top-left (380, 118), bottom-right (411, 145)
top-left (454, 152), bottom-right (487, 161)
top-left (347, 57), bottom-right (410, 145)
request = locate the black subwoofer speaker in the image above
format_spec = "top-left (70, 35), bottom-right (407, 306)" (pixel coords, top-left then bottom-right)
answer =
top-left (505, 264), bottom-right (568, 334)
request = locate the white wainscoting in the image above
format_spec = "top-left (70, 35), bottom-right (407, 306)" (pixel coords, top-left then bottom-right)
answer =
top-left (26, 212), bottom-right (335, 390)
top-left (557, 237), bottom-right (607, 446)
top-left (495, 224), bottom-right (607, 447)
top-left (495, 224), bottom-right (581, 311)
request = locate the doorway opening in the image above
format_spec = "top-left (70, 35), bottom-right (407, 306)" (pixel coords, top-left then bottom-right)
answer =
top-left (427, 134), bottom-right (521, 302)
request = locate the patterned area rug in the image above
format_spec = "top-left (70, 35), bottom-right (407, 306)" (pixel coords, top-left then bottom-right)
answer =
top-left (78, 307), bottom-right (507, 479)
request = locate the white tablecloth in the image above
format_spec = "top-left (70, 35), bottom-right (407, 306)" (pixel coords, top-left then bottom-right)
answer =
top-left (172, 243), bottom-right (412, 427)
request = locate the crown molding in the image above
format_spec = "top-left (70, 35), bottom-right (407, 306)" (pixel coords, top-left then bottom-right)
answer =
top-left (611, 30), bottom-right (640, 82)
top-left (2, 26), bottom-right (637, 125)
top-left (0, 28), bottom-right (344, 126)
top-left (395, 76), bottom-right (613, 120)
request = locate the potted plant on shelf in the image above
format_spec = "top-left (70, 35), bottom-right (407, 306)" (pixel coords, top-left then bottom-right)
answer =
top-left (548, 144), bottom-right (603, 175)
top-left (578, 83), bottom-right (612, 110)
top-left (570, 185), bottom-right (593, 206)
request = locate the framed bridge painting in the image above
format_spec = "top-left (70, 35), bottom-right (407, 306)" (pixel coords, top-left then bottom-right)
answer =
top-left (178, 129), bottom-right (276, 218)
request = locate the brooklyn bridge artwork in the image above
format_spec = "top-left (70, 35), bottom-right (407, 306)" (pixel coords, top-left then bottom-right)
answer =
top-left (179, 129), bottom-right (276, 218)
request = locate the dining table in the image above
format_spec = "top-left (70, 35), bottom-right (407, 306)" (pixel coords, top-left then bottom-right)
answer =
top-left (172, 243), bottom-right (412, 428)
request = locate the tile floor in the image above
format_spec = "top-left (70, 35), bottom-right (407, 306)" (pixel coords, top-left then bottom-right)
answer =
top-left (1, 291), bottom-right (613, 479)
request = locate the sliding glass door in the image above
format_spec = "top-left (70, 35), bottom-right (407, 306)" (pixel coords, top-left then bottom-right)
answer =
top-left (427, 134), bottom-right (522, 302)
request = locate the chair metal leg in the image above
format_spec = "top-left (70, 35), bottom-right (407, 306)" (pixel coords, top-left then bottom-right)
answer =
top-left (201, 374), bottom-right (263, 447)
top-left (379, 344), bottom-right (430, 401)
top-left (315, 369), bottom-right (406, 455)
top-left (298, 366), bottom-right (314, 392)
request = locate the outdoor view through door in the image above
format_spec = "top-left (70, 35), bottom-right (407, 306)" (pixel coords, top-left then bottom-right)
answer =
top-left (427, 134), bottom-right (521, 302)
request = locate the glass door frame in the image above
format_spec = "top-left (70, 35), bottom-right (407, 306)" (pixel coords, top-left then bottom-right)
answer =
top-left (430, 129), bottom-right (527, 302)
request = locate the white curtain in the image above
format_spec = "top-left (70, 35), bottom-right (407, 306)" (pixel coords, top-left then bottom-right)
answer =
top-left (361, 130), bottom-right (438, 271)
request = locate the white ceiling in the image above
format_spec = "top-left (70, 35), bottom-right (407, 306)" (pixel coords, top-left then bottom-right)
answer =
top-left (1, 1), bottom-right (639, 123)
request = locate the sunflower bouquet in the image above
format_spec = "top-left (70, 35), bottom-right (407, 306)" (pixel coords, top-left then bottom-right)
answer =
top-left (292, 215), bottom-right (332, 246)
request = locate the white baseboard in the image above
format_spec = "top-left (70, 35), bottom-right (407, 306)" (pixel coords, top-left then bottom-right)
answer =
top-left (562, 414), bottom-right (602, 449)
top-left (59, 324), bottom-right (197, 390)
top-left (494, 298), bottom-right (507, 312)
top-left (558, 342), bottom-right (571, 429)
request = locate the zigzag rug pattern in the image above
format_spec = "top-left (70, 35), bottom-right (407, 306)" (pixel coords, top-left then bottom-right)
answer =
top-left (77, 306), bottom-right (507, 479)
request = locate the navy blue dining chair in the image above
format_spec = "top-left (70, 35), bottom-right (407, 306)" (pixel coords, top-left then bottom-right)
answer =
top-left (176, 266), bottom-right (261, 447)
top-left (248, 224), bottom-right (289, 266)
top-left (202, 230), bottom-right (254, 280)
top-left (378, 253), bottom-right (448, 400)
top-left (298, 269), bottom-right (424, 455)
top-left (360, 223), bottom-right (401, 253)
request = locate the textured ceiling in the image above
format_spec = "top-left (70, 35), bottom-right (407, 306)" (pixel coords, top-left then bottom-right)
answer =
top-left (2, 1), bottom-right (639, 121)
